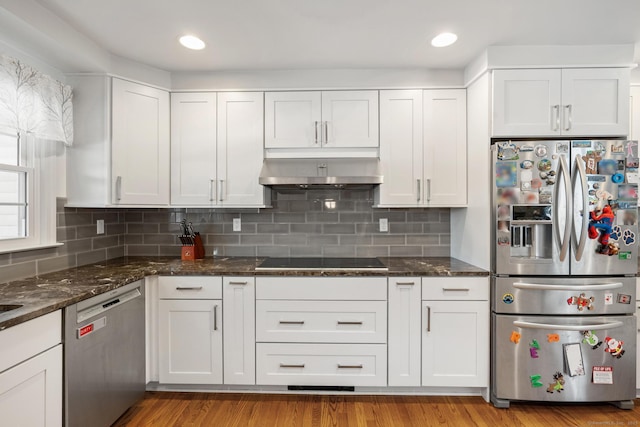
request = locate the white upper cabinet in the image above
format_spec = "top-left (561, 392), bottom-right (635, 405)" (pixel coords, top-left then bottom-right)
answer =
top-left (377, 89), bottom-right (467, 207)
top-left (67, 76), bottom-right (170, 207)
top-left (112, 78), bottom-right (170, 205)
top-left (493, 68), bottom-right (630, 137)
top-left (627, 86), bottom-right (640, 141)
top-left (170, 92), bottom-right (217, 205)
top-left (170, 92), bottom-right (267, 207)
top-left (265, 90), bottom-right (378, 157)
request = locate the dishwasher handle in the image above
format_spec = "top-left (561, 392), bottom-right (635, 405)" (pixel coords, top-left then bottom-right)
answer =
top-left (76, 287), bottom-right (142, 323)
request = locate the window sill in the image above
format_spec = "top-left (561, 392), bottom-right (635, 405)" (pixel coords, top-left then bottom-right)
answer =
top-left (0, 242), bottom-right (64, 255)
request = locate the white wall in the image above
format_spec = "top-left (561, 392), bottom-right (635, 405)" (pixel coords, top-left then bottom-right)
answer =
top-left (450, 72), bottom-right (491, 270)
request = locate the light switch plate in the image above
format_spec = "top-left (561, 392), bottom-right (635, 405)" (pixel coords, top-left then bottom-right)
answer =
top-left (96, 219), bottom-right (105, 235)
top-left (233, 218), bottom-right (241, 232)
top-left (379, 218), bottom-right (388, 232)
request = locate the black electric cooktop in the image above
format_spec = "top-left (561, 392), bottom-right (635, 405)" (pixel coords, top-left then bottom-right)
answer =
top-left (256, 257), bottom-right (388, 271)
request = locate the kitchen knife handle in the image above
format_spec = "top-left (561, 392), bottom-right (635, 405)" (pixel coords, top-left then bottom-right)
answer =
top-left (564, 104), bottom-right (572, 131)
top-left (209, 179), bottom-right (215, 201)
top-left (552, 104), bottom-right (560, 131)
top-left (426, 305), bottom-right (431, 332)
top-left (213, 304), bottom-right (219, 331)
top-left (219, 179), bottom-right (224, 202)
top-left (115, 176), bottom-right (122, 201)
top-left (417, 179), bottom-right (421, 202)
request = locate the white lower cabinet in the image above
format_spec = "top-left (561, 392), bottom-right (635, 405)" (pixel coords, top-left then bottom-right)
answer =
top-left (223, 277), bottom-right (256, 385)
top-left (0, 310), bottom-right (62, 427)
top-left (255, 276), bottom-right (387, 387)
top-left (256, 343), bottom-right (387, 387)
top-left (421, 278), bottom-right (489, 388)
top-left (388, 277), bottom-right (422, 386)
top-left (158, 277), bottom-right (223, 384)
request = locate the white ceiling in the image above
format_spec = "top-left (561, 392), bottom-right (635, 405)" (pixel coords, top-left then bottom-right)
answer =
top-left (32, 0), bottom-right (640, 72)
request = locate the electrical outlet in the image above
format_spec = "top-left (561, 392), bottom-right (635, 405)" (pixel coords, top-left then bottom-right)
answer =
top-left (379, 218), bottom-right (388, 232)
top-left (96, 219), bottom-right (105, 235)
top-left (233, 218), bottom-right (241, 232)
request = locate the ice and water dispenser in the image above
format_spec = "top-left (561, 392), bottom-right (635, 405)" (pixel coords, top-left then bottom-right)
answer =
top-left (503, 205), bottom-right (553, 259)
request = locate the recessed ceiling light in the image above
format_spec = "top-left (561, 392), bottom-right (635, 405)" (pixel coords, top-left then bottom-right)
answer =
top-left (431, 32), bottom-right (458, 48)
top-left (179, 35), bottom-right (206, 50)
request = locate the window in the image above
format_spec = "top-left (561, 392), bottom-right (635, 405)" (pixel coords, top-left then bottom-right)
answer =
top-left (0, 130), bottom-right (57, 253)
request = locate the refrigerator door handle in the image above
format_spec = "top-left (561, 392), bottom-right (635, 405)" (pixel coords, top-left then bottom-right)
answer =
top-left (513, 320), bottom-right (623, 331)
top-left (513, 282), bottom-right (623, 291)
top-left (571, 153), bottom-right (589, 261)
top-left (553, 154), bottom-right (571, 261)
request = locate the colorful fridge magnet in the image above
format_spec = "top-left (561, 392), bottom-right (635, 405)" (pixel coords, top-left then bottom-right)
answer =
top-left (510, 331), bottom-right (521, 344)
top-left (612, 143), bottom-right (624, 153)
top-left (582, 330), bottom-right (602, 349)
top-left (620, 210), bottom-right (637, 226)
top-left (529, 339), bottom-right (540, 358)
top-left (496, 162), bottom-right (517, 187)
top-left (566, 293), bottom-right (595, 311)
top-left (616, 294), bottom-right (632, 304)
top-left (611, 173), bottom-right (624, 183)
top-left (582, 152), bottom-right (602, 174)
top-left (520, 160), bottom-right (533, 169)
top-left (546, 372), bottom-right (565, 393)
top-left (534, 145), bottom-right (548, 157)
top-left (502, 293), bottom-right (514, 304)
top-left (537, 158), bottom-right (552, 171)
top-left (530, 374), bottom-right (543, 388)
top-left (564, 343), bottom-right (585, 376)
top-left (625, 140), bottom-right (638, 156)
top-left (604, 337), bottom-right (625, 358)
top-left (497, 142), bottom-right (519, 160)
top-left (604, 292), bottom-right (613, 305)
top-left (626, 157), bottom-right (639, 168)
top-left (556, 142), bottom-right (569, 153)
top-left (592, 366), bottom-right (613, 384)
top-left (587, 206), bottom-right (615, 254)
top-left (598, 159), bottom-right (618, 175)
top-left (547, 334), bottom-right (560, 343)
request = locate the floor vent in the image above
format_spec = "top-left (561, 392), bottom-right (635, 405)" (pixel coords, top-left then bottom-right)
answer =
top-left (288, 385), bottom-right (355, 392)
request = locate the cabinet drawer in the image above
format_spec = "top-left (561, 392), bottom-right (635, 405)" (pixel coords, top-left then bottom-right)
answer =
top-left (256, 343), bottom-right (387, 387)
top-left (256, 277), bottom-right (387, 300)
top-left (256, 300), bottom-right (386, 343)
top-left (158, 276), bottom-right (222, 299)
top-left (422, 277), bottom-right (489, 301)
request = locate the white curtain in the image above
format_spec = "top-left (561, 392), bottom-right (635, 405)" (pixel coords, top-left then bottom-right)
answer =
top-left (0, 54), bottom-right (73, 146)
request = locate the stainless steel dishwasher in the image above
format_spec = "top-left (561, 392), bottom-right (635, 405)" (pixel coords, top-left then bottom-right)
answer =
top-left (64, 279), bottom-right (145, 427)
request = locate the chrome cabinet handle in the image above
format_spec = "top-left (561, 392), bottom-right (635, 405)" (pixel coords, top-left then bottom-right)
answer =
top-left (337, 364), bottom-right (363, 369)
top-left (213, 304), bottom-right (219, 331)
top-left (176, 286), bottom-right (203, 290)
top-left (280, 363), bottom-right (305, 368)
top-left (279, 320), bottom-right (305, 325)
top-left (337, 321), bottom-right (363, 325)
top-left (442, 288), bottom-right (470, 292)
top-left (396, 281), bottom-right (415, 286)
top-left (426, 178), bottom-right (431, 202)
top-left (417, 179), bottom-right (421, 202)
top-left (228, 281), bottom-right (248, 285)
top-left (209, 179), bottom-right (215, 201)
top-left (552, 104), bottom-right (560, 131)
top-left (115, 176), bottom-right (122, 201)
top-left (218, 179), bottom-right (224, 202)
top-left (554, 155), bottom-right (571, 262)
top-left (323, 121), bottom-right (328, 145)
top-left (314, 121), bottom-right (319, 145)
top-left (564, 105), bottom-right (572, 131)
top-left (426, 305), bottom-right (431, 332)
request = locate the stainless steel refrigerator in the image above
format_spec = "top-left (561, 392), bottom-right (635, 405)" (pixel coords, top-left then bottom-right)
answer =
top-left (491, 139), bottom-right (637, 409)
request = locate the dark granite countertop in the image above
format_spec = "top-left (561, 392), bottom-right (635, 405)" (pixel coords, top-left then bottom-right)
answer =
top-left (0, 256), bottom-right (487, 331)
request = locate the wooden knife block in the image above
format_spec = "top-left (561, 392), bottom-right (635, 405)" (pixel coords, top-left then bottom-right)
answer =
top-left (181, 234), bottom-right (205, 261)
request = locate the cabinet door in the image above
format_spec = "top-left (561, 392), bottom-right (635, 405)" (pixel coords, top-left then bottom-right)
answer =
top-left (217, 92), bottom-right (266, 206)
top-left (422, 300), bottom-right (489, 387)
top-left (0, 344), bottom-right (62, 427)
top-left (423, 89), bottom-right (467, 206)
top-left (265, 91), bottom-right (322, 148)
top-left (112, 78), bottom-right (170, 205)
top-left (223, 277), bottom-right (255, 385)
top-left (631, 86), bottom-right (640, 141)
top-left (321, 91), bottom-right (379, 148)
top-left (636, 302), bottom-right (640, 390)
top-left (159, 299), bottom-right (222, 384)
top-left (170, 92), bottom-right (217, 205)
top-left (492, 69), bottom-right (562, 137)
top-left (377, 90), bottom-right (423, 206)
top-left (388, 278), bottom-right (421, 386)
top-left (561, 68), bottom-right (630, 136)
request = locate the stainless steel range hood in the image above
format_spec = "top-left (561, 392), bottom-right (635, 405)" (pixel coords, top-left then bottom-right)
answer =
top-left (259, 158), bottom-right (383, 188)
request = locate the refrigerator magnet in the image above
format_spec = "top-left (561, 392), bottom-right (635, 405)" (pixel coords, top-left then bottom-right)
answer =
top-left (534, 144), bottom-right (548, 157)
top-left (625, 157), bottom-right (639, 168)
top-left (546, 372), bottom-right (565, 394)
top-left (582, 152), bottom-right (602, 174)
top-left (563, 343), bottom-right (585, 377)
top-left (592, 366), bottom-right (613, 384)
top-left (547, 334), bottom-right (560, 343)
top-left (616, 294), bottom-right (632, 304)
top-left (581, 330), bottom-right (603, 350)
top-left (502, 293), bottom-right (514, 304)
top-left (496, 162), bottom-right (517, 187)
top-left (604, 337), bottom-right (625, 359)
top-left (510, 331), bottom-right (521, 344)
top-left (497, 142), bottom-right (519, 160)
top-left (556, 142), bottom-right (569, 153)
top-left (603, 292), bottom-right (613, 305)
top-left (611, 173), bottom-right (624, 184)
top-left (625, 140), bottom-right (638, 156)
top-left (529, 374), bottom-right (543, 388)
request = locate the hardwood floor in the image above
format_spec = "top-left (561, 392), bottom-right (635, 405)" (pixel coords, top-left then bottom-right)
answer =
top-left (113, 392), bottom-right (640, 426)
